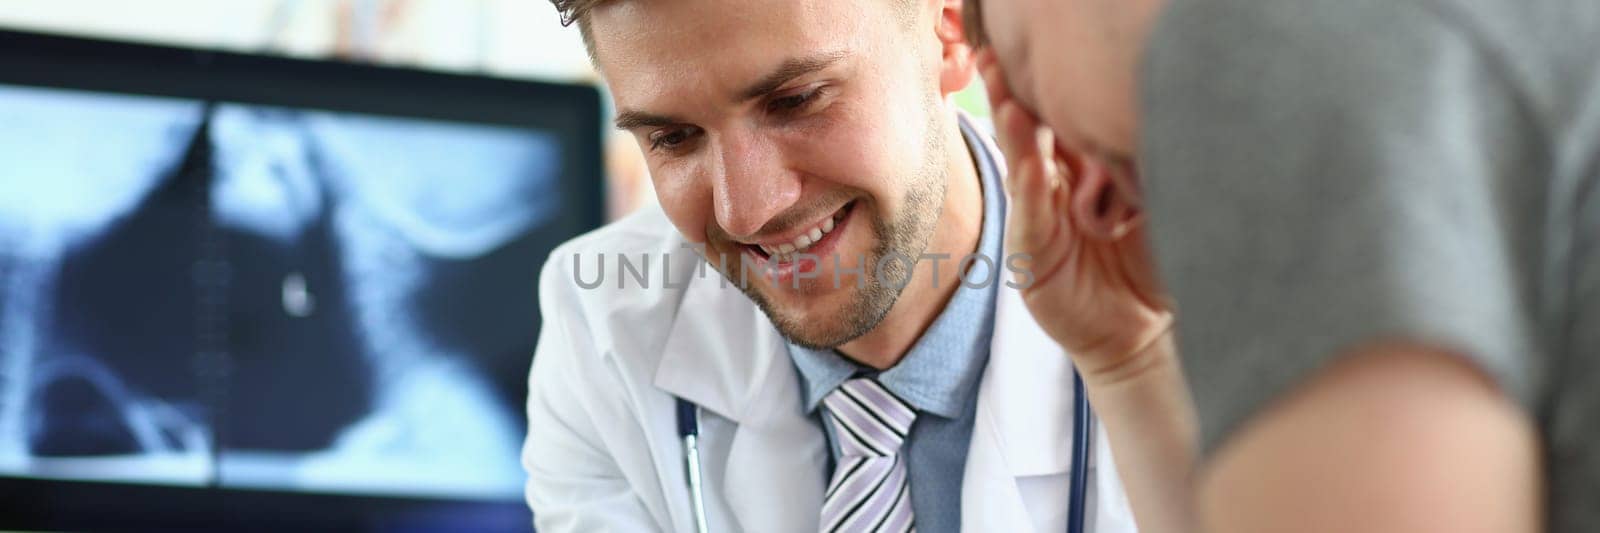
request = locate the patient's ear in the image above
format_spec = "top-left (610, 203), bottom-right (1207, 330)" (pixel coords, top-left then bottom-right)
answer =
top-left (1060, 150), bottom-right (1142, 240)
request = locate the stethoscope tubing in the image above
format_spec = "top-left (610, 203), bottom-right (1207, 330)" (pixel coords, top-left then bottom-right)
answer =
top-left (1066, 371), bottom-right (1091, 533)
top-left (678, 399), bottom-right (711, 533)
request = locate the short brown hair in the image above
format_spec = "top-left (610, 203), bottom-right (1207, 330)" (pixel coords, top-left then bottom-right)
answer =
top-left (550, 0), bottom-right (609, 59)
top-left (551, 0), bottom-right (605, 27)
top-left (962, 0), bottom-right (989, 47)
top-left (553, 0), bottom-right (925, 60)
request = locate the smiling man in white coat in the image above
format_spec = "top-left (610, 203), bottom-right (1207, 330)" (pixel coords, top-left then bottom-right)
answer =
top-left (522, 0), bottom-right (1193, 531)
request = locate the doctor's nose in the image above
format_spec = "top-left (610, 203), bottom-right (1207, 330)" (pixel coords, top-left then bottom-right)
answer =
top-left (709, 131), bottom-right (801, 239)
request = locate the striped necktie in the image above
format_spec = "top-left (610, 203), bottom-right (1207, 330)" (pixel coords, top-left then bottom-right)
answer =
top-left (818, 377), bottom-right (917, 533)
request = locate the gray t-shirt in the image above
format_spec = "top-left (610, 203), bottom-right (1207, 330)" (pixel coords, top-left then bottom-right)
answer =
top-left (1138, 0), bottom-right (1600, 529)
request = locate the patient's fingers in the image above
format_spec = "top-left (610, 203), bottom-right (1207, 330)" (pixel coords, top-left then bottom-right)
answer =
top-left (997, 102), bottom-right (1073, 284)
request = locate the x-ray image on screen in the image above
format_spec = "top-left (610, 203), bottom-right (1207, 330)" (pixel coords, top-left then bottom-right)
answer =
top-left (0, 82), bottom-right (567, 500)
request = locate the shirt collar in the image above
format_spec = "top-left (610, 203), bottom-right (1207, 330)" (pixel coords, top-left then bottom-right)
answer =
top-left (787, 113), bottom-right (1005, 419)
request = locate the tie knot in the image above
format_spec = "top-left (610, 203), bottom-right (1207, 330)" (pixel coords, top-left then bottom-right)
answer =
top-left (822, 378), bottom-right (916, 457)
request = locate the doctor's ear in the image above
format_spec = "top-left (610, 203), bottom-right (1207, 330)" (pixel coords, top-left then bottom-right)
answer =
top-left (934, 0), bottom-right (977, 96)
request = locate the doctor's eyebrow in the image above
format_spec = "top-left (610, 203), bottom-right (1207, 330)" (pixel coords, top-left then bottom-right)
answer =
top-left (736, 50), bottom-right (849, 101)
top-left (614, 110), bottom-right (685, 131)
top-left (612, 50), bottom-right (849, 131)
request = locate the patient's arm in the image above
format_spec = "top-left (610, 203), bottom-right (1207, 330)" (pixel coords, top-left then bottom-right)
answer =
top-left (1198, 344), bottom-right (1541, 533)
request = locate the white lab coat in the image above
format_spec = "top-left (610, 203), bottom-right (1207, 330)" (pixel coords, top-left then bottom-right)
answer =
top-left (524, 138), bottom-right (1137, 533)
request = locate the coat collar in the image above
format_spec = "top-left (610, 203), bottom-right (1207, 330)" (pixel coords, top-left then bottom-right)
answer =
top-left (974, 269), bottom-right (1079, 475)
top-left (653, 264), bottom-right (778, 425)
top-left (966, 126), bottom-right (1079, 478)
top-left (653, 267), bottom-right (829, 532)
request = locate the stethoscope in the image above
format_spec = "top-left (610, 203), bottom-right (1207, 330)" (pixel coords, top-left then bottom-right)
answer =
top-left (673, 370), bottom-right (1094, 533)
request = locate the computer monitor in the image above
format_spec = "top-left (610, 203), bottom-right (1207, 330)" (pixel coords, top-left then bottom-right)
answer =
top-left (0, 29), bottom-right (603, 530)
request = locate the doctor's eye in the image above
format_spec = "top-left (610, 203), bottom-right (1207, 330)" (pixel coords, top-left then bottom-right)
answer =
top-left (649, 126), bottom-right (702, 154)
top-left (767, 86), bottom-right (828, 116)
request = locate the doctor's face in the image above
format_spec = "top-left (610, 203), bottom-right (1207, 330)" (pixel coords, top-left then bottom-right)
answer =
top-left (588, 0), bottom-right (956, 349)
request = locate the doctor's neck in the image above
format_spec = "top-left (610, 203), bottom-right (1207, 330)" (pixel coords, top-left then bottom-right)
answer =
top-left (835, 117), bottom-right (984, 370)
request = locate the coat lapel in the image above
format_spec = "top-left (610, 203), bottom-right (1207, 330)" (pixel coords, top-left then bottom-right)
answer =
top-left (962, 270), bottom-right (1080, 532)
top-left (959, 122), bottom-right (1100, 531)
top-left (962, 251), bottom-right (1138, 532)
top-left (653, 267), bottom-right (828, 533)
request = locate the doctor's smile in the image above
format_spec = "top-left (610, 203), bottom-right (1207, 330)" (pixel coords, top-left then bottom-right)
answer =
top-left (731, 198), bottom-right (857, 283)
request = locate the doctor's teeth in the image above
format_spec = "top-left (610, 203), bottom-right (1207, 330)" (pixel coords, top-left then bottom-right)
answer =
top-left (758, 212), bottom-right (846, 261)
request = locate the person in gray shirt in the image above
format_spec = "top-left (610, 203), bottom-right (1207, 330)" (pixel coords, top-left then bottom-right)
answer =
top-left (964, 0), bottom-right (1598, 531)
